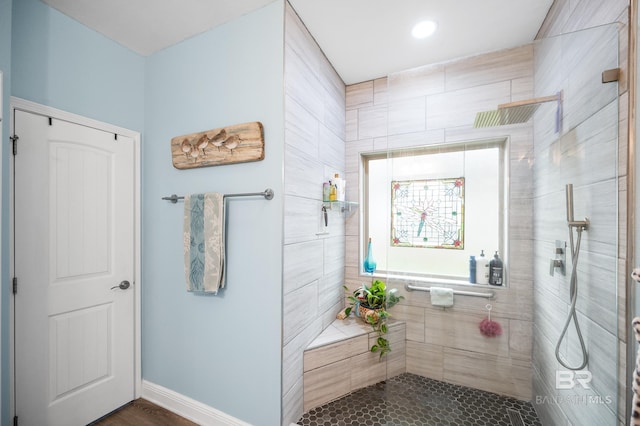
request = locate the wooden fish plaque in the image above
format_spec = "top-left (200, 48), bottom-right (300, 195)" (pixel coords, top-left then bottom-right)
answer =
top-left (171, 121), bottom-right (264, 169)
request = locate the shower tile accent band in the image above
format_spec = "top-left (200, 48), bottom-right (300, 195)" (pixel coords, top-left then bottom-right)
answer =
top-left (162, 188), bottom-right (274, 203)
top-left (405, 283), bottom-right (495, 299)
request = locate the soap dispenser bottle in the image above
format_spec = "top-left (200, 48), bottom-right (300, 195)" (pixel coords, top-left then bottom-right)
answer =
top-left (469, 256), bottom-right (477, 283)
top-left (489, 251), bottom-right (503, 286)
top-left (476, 250), bottom-right (490, 285)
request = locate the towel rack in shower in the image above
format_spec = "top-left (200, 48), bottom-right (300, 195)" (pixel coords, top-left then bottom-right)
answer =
top-left (405, 283), bottom-right (495, 299)
top-left (162, 188), bottom-right (274, 203)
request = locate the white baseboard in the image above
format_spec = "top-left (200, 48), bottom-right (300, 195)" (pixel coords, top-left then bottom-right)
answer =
top-left (141, 380), bottom-right (251, 426)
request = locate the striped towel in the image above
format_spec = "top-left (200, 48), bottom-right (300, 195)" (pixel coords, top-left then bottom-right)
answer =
top-left (183, 193), bottom-right (225, 293)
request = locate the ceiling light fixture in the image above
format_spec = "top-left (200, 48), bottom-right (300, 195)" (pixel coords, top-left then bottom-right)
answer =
top-left (411, 20), bottom-right (437, 39)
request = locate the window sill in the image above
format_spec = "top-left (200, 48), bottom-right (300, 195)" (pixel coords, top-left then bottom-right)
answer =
top-left (359, 272), bottom-right (506, 290)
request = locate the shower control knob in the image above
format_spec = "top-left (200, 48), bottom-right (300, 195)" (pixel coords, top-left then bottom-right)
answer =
top-left (550, 259), bottom-right (564, 276)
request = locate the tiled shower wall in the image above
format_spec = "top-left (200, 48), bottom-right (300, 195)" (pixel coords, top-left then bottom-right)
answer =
top-left (344, 46), bottom-right (537, 400)
top-left (282, 3), bottom-right (347, 425)
top-left (532, 1), bottom-right (630, 425)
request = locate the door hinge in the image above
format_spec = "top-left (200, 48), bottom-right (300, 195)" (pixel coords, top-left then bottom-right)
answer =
top-left (10, 134), bottom-right (18, 156)
top-left (12, 277), bottom-right (17, 295)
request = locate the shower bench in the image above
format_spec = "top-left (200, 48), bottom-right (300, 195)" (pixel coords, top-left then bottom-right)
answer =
top-left (302, 317), bottom-right (406, 412)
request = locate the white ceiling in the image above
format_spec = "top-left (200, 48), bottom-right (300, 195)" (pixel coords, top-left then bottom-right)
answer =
top-left (41, 0), bottom-right (553, 85)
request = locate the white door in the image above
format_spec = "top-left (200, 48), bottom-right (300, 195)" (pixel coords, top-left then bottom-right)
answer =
top-left (13, 109), bottom-right (135, 426)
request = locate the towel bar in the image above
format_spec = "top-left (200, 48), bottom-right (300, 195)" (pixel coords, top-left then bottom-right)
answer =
top-left (162, 188), bottom-right (274, 203)
top-left (405, 283), bottom-right (495, 299)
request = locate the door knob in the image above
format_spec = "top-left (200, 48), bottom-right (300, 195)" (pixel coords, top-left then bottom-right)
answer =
top-left (111, 280), bottom-right (131, 290)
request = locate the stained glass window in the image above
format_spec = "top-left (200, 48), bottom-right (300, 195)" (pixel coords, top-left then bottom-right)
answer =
top-left (391, 178), bottom-right (464, 249)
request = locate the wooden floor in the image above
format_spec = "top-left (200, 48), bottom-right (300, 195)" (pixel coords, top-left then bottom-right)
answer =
top-left (90, 399), bottom-right (197, 426)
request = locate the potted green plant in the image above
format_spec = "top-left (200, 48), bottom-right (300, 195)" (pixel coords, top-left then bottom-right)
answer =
top-left (343, 279), bottom-right (404, 359)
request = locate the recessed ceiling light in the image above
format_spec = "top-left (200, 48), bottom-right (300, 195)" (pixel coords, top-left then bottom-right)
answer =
top-left (412, 20), bottom-right (437, 39)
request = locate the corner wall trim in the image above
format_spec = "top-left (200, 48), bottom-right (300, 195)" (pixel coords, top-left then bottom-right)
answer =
top-left (141, 380), bottom-right (250, 426)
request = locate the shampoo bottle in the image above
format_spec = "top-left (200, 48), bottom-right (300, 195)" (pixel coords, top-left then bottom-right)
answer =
top-left (489, 251), bottom-right (504, 286)
top-left (476, 250), bottom-right (490, 285)
top-left (469, 255), bottom-right (477, 284)
top-left (333, 173), bottom-right (346, 201)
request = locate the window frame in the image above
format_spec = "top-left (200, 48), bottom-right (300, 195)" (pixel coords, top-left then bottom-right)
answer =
top-left (360, 138), bottom-right (508, 287)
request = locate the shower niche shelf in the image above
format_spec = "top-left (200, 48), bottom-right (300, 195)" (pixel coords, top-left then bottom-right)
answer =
top-left (323, 200), bottom-right (358, 217)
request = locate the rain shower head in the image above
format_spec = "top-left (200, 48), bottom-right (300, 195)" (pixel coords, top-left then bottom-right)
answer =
top-left (473, 104), bottom-right (540, 127)
top-left (473, 91), bottom-right (563, 132)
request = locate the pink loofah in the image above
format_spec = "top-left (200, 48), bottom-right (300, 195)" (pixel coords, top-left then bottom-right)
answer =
top-left (479, 318), bottom-right (502, 337)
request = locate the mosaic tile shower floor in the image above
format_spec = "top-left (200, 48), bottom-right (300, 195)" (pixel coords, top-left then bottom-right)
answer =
top-left (297, 373), bottom-right (541, 426)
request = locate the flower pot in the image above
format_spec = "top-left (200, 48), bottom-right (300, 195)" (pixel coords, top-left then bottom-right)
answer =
top-left (358, 305), bottom-right (382, 324)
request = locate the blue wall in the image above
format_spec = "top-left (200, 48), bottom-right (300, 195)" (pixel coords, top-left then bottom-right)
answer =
top-left (7, 0), bottom-right (285, 425)
top-left (142, 3), bottom-right (284, 424)
top-left (10, 0), bottom-right (145, 131)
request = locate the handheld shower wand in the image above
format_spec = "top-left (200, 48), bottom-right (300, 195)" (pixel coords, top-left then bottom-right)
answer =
top-left (555, 184), bottom-right (589, 370)
top-left (565, 184), bottom-right (590, 229)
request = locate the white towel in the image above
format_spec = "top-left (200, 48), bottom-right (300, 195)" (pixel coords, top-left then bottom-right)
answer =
top-left (430, 287), bottom-right (454, 307)
top-left (183, 193), bottom-right (225, 293)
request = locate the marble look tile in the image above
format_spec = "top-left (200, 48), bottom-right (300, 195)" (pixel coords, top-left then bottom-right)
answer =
top-left (331, 316), bottom-right (374, 339)
top-left (618, 92), bottom-right (628, 178)
top-left (406, 341), bottom-right (444, 380)
top-left (323, 236), bottom-right (345, 275)
top-left (387, 64), bottom-right (444, 101)
top-left (373, 78), bottom-right (388, 106)
top-left (318, 269), bottom-right (344, 314)
top-left (285, 44), bottom-right (324, 121)
top-left (284, 5), bottom-right (321, 78)
top-left (350, 351), bottom-right (386, 390)
top-left (303, 358), bottom-right (351, 412)
top-left (444, 125), bottom-right (526, 144)
top-left (284, 281), bottom-right (319, 345)
top-left (562, 0), bottom-right (627, 34)
top-left (532, 286), bottom-right (570, 348)
top-left (423, 310), bottom-right (510, 357)
top-left (565, 312), bottom-right (617, 404)
top-left (346, 81), bottom-right (374, 109)
top-left (284, 146), bottom-right (324, 199)
top-left (509, 319), bottom-right (533, 361)
top-left (388, 304), bottom-right (425, 343)
top-left (323, 95), bottom-right (346, 143)
top-left (283, 317), bottom-right (323, 395)
top-left (443, 348), bottom-right (532, 400)
top-left (532, 327), bottom-right (562, 400)
top-left (388, 97), bottom-right (426, 135)
top-left (319, 54), bottom-right (345, 110)
top-left (284, 196), bottom-right (322, 244)
top-left (345, 236), bottom-right (359, 269)
top-left (282, 376), bottom-right (303, 426)
top-left (285, 95), bottom-right (319, 158)
top-left (532, 369), bottom-right (567, 426)
top-left (561, 26), bottom-right (618, 133)
top-left (385, 129), bottom-right (445, 150)
top-left (319, 124), bottom-right (346, 172)
top-left (304, 334), bottom-right (368, 372)
top-left (345, 139), bottom-right (373, 173)
top-left (283, 240), bottom-right (324, 295)
top-left (444, 45), bottom-right (533, 92)
top-left (358, 105), bottom-right (388, 139)
top-left (617, 11), bottom-right (629, 96)
top-left (386, 326), bottom-right (407, 379)
top-left (426, 81), bottom-right (511, 130)
top-left (345, 109), bottom-right (358, 142)
top-left (511, 76), bottom-right (535, 103)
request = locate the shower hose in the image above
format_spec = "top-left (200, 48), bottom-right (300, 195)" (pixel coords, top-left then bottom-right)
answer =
top-left (554, 225), bottom-right (588, 370)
